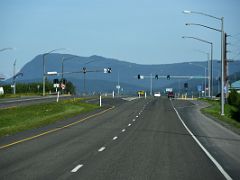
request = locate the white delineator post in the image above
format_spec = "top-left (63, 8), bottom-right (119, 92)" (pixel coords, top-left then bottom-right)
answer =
top-left (57, 91), bottom-right (60, 102)
top-left (99, 95), bottom-right (102, 107)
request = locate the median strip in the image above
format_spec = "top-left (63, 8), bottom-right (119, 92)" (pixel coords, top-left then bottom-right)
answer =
top-left (0, 106), bottom-right (115, 150)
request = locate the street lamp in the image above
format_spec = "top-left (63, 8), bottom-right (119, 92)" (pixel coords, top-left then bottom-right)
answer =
top-left (182, 36), bottom-right (213, 98)
top-left (82, 59), bottom-right (103, 94)
top-left (0, 47), bottom-right (14, 81)
top-left (42, 48), bottom-right (65, 96)
top-left (183, 10), bottom-right (225, 115)
top-left (61, 55), bottom-right (80, 80)
top-left (189, 63), bottom-right (207, 97)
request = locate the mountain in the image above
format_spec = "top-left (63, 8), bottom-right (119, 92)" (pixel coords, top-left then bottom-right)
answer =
top-left (6, 54), bottom-right (240, 95)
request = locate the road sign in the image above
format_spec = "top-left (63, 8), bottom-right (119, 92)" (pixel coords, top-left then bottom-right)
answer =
top-left (61, 83), bottom-right (66, 89)
top-left (54, 84), bottom-right (59, 88)
top-left (47, 71), bottom-right (58, 75)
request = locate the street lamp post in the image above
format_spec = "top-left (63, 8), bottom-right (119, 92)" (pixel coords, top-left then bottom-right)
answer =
top-left (182, 36), bottom-right (213, 98)
top-left (82, 59), bottom-right (103, 94)
top-left (189, 63), bottom-right (207, 97)
top-left (0, 47), bottom-right (14, 82)
top-left (183, 10), bottom-right (225, 115)
top-left (42, 48), bottom-right (65, 96)
top-left (61, 55), bottom-right (80, 80)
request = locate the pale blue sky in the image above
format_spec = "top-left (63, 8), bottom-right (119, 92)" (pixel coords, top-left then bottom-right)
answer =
top-left (1, 0), bottom-right (240, 78)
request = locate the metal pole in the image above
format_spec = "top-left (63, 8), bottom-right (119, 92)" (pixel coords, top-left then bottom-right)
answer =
top-left (211, 43), bottom-right (213, 98)
top-left (13, 59), bottom-right (16, 94)
top-left (221, 17), bottom-right (225, 115)
top-left (117, 71), bottom-right (120, 96)
top-left (208, 53), bottom-right (211, 97)
top-left (204, 67), bottom-right (207, 97)
top-left (43, 54), bottom-right (46, 96)
top-left (61, 57), bottom-right (64, 80)
top-left (150, 73), bottom-right (152, 96)
top-left (84, 72), bottom-right (86, 94)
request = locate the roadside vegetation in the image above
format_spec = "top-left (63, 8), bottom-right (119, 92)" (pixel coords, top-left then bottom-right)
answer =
top-left (201, 90), bottom-right (240, 129)
top-left (0, 81), bottom-right (75, 98)
top-left (0, 98), bottom-right (99, 137)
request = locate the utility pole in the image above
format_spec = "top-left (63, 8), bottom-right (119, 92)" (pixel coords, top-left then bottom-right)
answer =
top-left (224, 33), bottom-right (234, 100)
top-left (150, 73), bottom-right (152, 96)
top-left (117, 71), bottom-right (120, 95)
top-left (13, 59), bottom-right (16, 94)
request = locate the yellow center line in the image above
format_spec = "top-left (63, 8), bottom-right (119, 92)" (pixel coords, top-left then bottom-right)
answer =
top-left (0, 106), bottom-right (115, 150)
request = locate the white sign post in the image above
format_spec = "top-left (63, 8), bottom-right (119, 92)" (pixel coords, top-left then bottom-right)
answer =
top-left (99, 95), bottom-right (102, 107)
top-left (56, 91), bottom-right (60, 102)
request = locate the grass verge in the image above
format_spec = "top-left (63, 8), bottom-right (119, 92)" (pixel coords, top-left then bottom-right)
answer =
top-left (201, 99), bottom-right (240, 129)
top-left (0, 98), bottom-right (99, 137)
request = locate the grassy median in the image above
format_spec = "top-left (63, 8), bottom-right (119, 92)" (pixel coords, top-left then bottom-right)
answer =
top-left (201, 99), bottom-right (240, 129)
top-left (0, 98), bottom-right (99, 137)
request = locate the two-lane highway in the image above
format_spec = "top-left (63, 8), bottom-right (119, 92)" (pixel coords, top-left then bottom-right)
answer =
top-left (0, 97), bottom-right (237, 179)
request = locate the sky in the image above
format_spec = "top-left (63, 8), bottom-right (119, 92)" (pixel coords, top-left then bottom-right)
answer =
top-left (0, 0), bottom-right (240, 78)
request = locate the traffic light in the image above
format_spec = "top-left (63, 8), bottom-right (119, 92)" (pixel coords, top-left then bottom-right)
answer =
top-left (167, 75), bottom-right (170, 80)
top-left (83, 67), bottom-right (86, 74)
top-left (53, 79), bottom-right (59, 84)
top-left (107, 67), bottom-right (112, 73)
top-left (155, 75), bottom-right (158, 79)
top-left (138, 74), bottom-right (141, 79)
top-left (61, 78), bottom-right (67, 84)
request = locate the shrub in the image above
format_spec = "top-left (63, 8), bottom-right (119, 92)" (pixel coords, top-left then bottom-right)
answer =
top-left (228, 89), bottom-right (240, 122)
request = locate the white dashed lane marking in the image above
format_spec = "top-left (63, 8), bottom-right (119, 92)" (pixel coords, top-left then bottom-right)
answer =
top-left (122, 129), bottom-right (126, 132)
top-left (128, 123), bottom-right (131, 127)
top-left (71, 164), bottom-right (83, 173)
top-left (98, 147), bottom-right (106, 152)
top-left (113, 136), bottom-right (118, 140)
top-left (133, 119), bottom-right (136, 122)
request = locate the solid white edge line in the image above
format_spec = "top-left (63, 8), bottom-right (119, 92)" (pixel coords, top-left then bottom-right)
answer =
top-left (172, 105), bottom-right (232, 180)
top-left (98, 146), bottom-right (106, 152)
top-left (71, 164), bottom-right (83, 173)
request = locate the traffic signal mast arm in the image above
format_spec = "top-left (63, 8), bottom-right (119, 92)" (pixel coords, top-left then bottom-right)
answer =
top-left (136, 75), bottom-right (207, 79)
top-left (48, 68), bottom-right (112, 75)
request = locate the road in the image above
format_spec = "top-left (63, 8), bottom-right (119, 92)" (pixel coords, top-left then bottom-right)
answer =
top-left (0, 97), bottom-right (239, 179)
top-left (0, 95), bottom-right (72, 109)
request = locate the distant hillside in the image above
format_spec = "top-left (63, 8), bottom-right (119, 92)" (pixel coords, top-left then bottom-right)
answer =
top-left (5, 54), bottom-right (240, 95)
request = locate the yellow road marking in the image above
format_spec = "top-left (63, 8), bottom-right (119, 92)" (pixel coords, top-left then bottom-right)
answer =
top-left (0, 106), bottom-right (115, 150)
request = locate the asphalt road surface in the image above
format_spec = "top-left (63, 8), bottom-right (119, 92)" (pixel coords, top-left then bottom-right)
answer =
top-left (0, 97), bottom-right (239, 179)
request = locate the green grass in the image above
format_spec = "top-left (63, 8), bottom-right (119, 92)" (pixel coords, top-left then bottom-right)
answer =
top-left (0, 93), bottom-right (41, 99)
top-left (201, 99), bottom-right (240, 129)
top-left (0, 98), bottom-right (99, 137)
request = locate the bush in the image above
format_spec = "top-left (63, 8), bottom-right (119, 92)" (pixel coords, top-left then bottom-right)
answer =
top-left (228, 89), bottom-right (240, 107)
top-left (228, 89), bottom-right (240, 122)
top-left (1, 81), bottom-right (75, 95)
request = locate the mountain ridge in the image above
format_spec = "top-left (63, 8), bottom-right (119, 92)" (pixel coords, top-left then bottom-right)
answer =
top-left (5, 53), bottom-right (240, 94)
